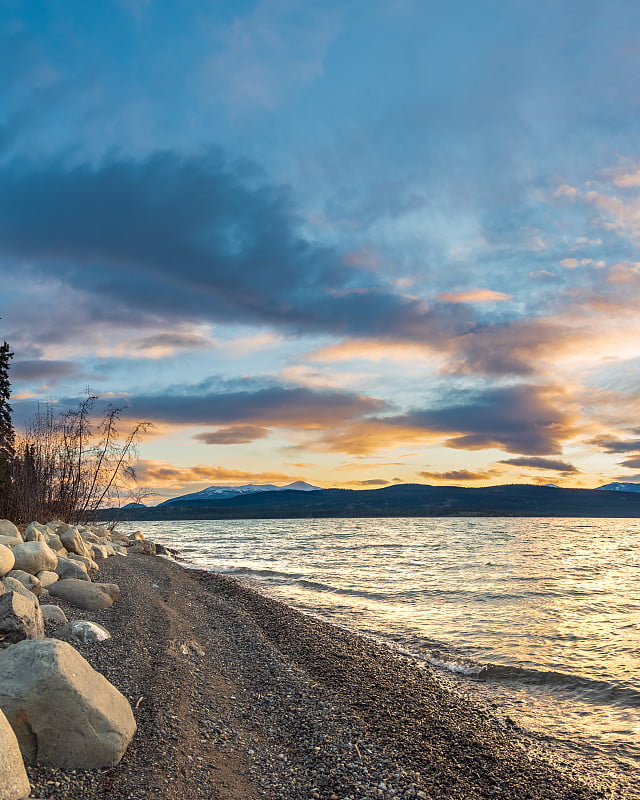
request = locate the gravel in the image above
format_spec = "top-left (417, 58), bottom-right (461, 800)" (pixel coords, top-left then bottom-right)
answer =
top-left (22, 552), bottom-right (635, 800)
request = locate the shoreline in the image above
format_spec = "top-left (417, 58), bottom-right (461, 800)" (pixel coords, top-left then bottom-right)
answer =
top-left (24, 551), bottom-right (636, 800)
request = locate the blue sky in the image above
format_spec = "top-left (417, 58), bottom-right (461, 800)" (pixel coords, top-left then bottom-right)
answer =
top-left (3, 0), bottom-right (640, 499)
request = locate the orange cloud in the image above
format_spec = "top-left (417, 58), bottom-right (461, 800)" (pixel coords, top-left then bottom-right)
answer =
top-left (438, 289), bottom-right (511, 303)
top-left (134, 459), bottom-right (311, 488)
top-left (419, 469), bottom-right (494, 482)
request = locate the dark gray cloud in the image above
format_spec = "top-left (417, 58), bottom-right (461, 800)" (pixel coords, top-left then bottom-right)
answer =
top-left (119, 379), bottom-right (386, 428)
top-left (135, 332), bottom-right (213, 351)
top-left (10, 359), bottom-right (78, 382)
top-left (0, 151), bottom-right (474, 347)
top-left (499, 457), bottom-right (579, 473)
top-left (419, 469), bottom-right (492, 482)
top-left (194, 425), bottom-right (270, 444)
top-left (618, 456), bottom-right (640, 469)
top-left (400, 384), bottom-right (573, 456)
top-left (589, 435), bottom-right (640, 453)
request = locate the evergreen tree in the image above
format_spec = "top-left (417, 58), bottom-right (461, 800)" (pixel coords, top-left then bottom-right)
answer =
top-left (0, 341), bottom-right (15, 507)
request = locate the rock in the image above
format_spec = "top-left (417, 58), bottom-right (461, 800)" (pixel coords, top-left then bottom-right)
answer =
top-left (40, 605), bottom-right (68, 626)
top-left (108, 530), bottom-right (129, 544)
top-left (36, 570), bottom-right (59, 589)
top-left (91, 544), bottom-right (109, 561)
top-left (44, 534), bottom-right (66, 553)
top-left (112, 544), bottom-right (128, 555)
top-left (55, 556), bottom-right (90, 582)
top-left (0, 521), bottom-right (21, 543)
top-left (128, 530), bottom-right (144, 542)
top-left (56, 620), bottom-right (111, 643)
top-left (68, 553), bottom-right (99, 572)
top-left (0, 591), bottom-right (45, 645)
top-left (1, 578), bottom-right (36, 602)
top-left (0, 544), bottom-right (15, 578)
top-left (0, 638), bottom-right (136, 767)
top-left (131, 539), bottom-right (156, 556)
top-left (23, 522), bottom-right (49, 542)
top-left (6, 570), bottom-right (42, 597)
top-left (59, 528), bottom-right (91, 559)
top-left (48, 579), bottom-right (120, 611)
top-left (0, 707), bottom-right (31, 800)
top-left (11, 541), bottom-right (58, 575)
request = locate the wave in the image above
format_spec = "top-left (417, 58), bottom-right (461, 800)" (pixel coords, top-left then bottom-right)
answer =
top-left (422, 651), bottom-right (640, 708)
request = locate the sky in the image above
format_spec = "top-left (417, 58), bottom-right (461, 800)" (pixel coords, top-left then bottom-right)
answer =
top-left (3, 0), bottom-right (640, 501)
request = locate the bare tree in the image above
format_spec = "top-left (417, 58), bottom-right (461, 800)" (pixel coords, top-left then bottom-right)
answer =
top-left (9, 395), bottom-right (152, 524)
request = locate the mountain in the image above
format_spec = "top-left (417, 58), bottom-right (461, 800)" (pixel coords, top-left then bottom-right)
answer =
top-left (597, 482), bottom-right (640, 492)
top-left (105, 482), bottom-right (640, 520)
top-left (159, 481), bottom-right (320, 506)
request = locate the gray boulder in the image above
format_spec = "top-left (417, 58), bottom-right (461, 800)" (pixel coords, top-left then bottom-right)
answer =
top-left (91, 544), bottom-right (109, 561)
top-left (0, 521), bottom-right (21, 543)
top-left (0, 544), bottom-right (15, 578)
top-left (48, 579), bottom-right (120, 610)
top-left (11, 541), bottom-right (58, 575)
top-left (55, 556), bottom-right (90, 582)
top-left (0, 591), bottom-right (45, 645)
top-left (36, 570), bottom-right (59, 589)
top-left (6, 570), bottom-right (42, 597)
top-left (80, 530), bottom-right (100, 544)
top-left (23, 522), bottom-right (49, 542)
top-left (60, 528), bottom-right (91, 559)
top-left (68, 552), bottom-right (99, 572)
top-left (1, 578), bottom-right (36, 602)
top-left (128, 531), bottom-right (144, 542)
top-left (0, 707), bottom-right (31, 800)
top-left (40, 605), bottom-right (68, 626)
top-left (56, 620), bottom-right (111, 643)
top-left (0, 638), bottom-right (136, 767)
top-left (44, 533), bottom-right (66, 553)
top-left (131, 539), bottom-right (156, 556)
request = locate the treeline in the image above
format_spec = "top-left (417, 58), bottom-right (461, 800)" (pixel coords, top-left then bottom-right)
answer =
top-left (0, 341), bottom-right (150, 524)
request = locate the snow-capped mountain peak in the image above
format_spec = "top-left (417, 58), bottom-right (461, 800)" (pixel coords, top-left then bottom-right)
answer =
top-left (159, 481), bottom-right (321, 506)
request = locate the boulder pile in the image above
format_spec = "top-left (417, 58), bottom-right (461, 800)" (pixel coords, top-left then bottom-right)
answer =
top-left (0, 518), bottom-right (163, 799)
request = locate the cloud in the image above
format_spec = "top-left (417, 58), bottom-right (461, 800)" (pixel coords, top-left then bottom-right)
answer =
top-left (134, 459), bottom-right (308, 487)
top-left (419, 469), bottom-right (492, 482)
top-left (589, 434), bottom-right (640, 453)
top-left (119, 379), bottom-right (386, 429)
top-left (344, 478), bottom-right (390, 486)
top-left (10, 359), bottom-right (78, 382)
top-left (438, 289), bottom-right (511, 303)
top-left (317, 383), bottom-right (577, 456)
top-left (135, 331), bottom-right (214, 356)
top-left (618, 456), bottom-right (640, 469)
top-left (499, 457), bottom-right (579, 473)
top-left (194, 425), bottom-right (270, 444)
top-left (613, 168), bottom-right (640, 188)
top-left (0, 151), bottom-right (477, 348)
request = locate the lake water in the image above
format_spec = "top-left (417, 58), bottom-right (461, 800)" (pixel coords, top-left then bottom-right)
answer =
top-left (116, 516), bottom-right (640, 780)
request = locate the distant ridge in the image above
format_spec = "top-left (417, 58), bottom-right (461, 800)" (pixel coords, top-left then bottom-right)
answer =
top-left (159, 481), bottom-right (320, 506)
top-left (104, 482), bottom-right (640, 520)
top-left (597, 482), bottom-right (640, 492)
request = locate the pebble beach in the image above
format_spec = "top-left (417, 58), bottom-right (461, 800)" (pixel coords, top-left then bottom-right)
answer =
top-left (20, 549), bottom-right (636, 800)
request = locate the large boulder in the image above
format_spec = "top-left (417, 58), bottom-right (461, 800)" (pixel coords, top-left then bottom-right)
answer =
top-left (0, 591), bottom-right (45, 644)
top-left (40, 605), bottom-right (68, 626)
top-left (44, 533), bottom-right (66, 553)
top-left (11, 541), bottom-right (58, 575)
top-left (131, 540), bottom-right (156, 556)
top-left (36, 570), bottom-right (59, 589)
top-left (68, 553), bottom-right (99, 572)
top-left (60, 528), bottom-right (91, 559)
top-left (55, 556), bottom-right (90, 582)
top-left (0, 638), bottom-right (136, 767)
top-left (0, 544), bottom-right (15, 578)
top-left (23, 522), bottom-right (48, 542)
top-left (0, 708), bottom-right (31, 800)
top-left (5, 570), bottom-right (42, 597)
top-left (1, 578), bottom-right (36, 602)
top-left (0, 521), bottom-right (21, 544)
top-left (48, 579), bottom-right (120, 611)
